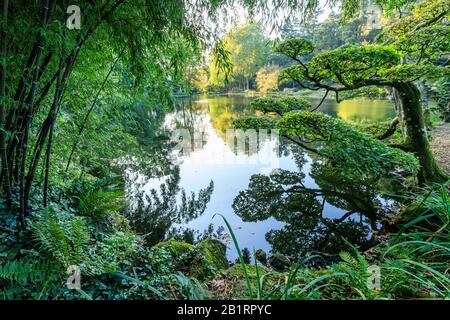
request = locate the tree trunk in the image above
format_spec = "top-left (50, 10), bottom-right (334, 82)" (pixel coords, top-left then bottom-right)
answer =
top-left (391, 87), bottom-right (408, 139)
top-left (417, 80), bottom-right (431, 131)
top-left (395, 82), bottom-right (448, 184)
top-left (0, 0), bottom-right (12, 202)
top-left (24, 47), bottom-right (66, 211)
top-left (43, 119), bottom-right (54, 207)
top-left (19, 0), bottom-right (49, 223)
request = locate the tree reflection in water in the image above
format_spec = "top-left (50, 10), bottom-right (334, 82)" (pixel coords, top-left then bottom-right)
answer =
top-left (233, 139), bottom-right (396, 259)
top-left (126, 170), bottom-right (214, 246)
top-left (121, 103), bottom-right (215, 246)
top-left (123, 98), bottom-right (399, 257)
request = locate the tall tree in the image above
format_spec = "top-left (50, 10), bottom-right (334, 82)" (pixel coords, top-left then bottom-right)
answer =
top-left (0, 0), bottom-right (11, 202)
top-left (209, 22), bottom-right (271, 90)
top-left (275, 36), bottom-right (448, 183)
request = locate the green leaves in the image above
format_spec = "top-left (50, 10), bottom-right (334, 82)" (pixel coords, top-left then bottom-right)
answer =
top-left (380, 64), bottom-right (450, 82)
top-left (77, 176), bottom-right (128, 221)
top-left (393, 25), bottom-right (450, 62)
top-left (210, 21), bottom-right (272, 86)
top-left (232, 115), bottom-right (275, 130)
top-left (385, 0), bottom-right (450, 38)
top-left (277, 39), bottom-right (413, 90)
top-left (278, 64), bottom-right (309, 83)
top-left (308, 45), bottom-right (400, 86)
top-left (31, 206), bottom-right (90, 268)
top-left (85, 231), bottom-right (139, 275)
top-left (276, 110), bottom-right (420, 178)
top-left (275, 38), bottom-right (315, 58)
top-left (0, 258), bottom-right (54, 285)
top-left (250, 96), bottom-right (312, 115)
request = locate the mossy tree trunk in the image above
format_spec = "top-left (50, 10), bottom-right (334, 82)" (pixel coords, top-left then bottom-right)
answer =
top-left (391, 87), bottom-right (408, 139)
top-left (394, 82), bottom-right (448, 184)
top-left (417, 80), bottom-right (431, 130)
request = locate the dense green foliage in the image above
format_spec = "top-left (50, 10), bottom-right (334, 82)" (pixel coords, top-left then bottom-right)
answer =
top-left (251, 96), bottom-right (312, 115)
top-left (273, 15), bottom-right (448, 182)
top-left (0, 0), bottom-right (449, 301)
top-left (277, 110), bottom-right (419, 177)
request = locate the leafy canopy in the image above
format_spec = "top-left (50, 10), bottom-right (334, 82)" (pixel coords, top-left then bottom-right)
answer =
top-left (250, 96), bottom-right (312, 115)
top-left (278, 43), bottom-right (403, 89)
top-left (275, 38), bottom-right (315, 59)
top-left (234, 106), bottom-right (420, 179)
top-left (276, 110), bottom-right (420, 178)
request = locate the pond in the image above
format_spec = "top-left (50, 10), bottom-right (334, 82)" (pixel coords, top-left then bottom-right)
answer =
top-left (125, 95), bottom-right (398, 262)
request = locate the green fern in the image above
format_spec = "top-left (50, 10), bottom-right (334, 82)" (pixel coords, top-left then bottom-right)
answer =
top-left (78, 175), bottom-right (127, 220)
top-left (332, 242), bottom-right (371, 298)
top-left (31, 207), bottom-right (90, 268)
top-left (0, 258), bottom-right (54, 285)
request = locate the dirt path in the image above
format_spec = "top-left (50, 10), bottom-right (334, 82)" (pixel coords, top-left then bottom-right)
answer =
top-left (431, 123), bottom-right (450, 175)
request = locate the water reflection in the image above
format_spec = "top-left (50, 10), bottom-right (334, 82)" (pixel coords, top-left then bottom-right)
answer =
top-left (119, 105), bottom-right (177, 179)
top-left (127, 169), bottom-right (214, 245)
top-left (232, 141), bottom-right (394, 258)
top-left (312, 98), bottom-right (395, 123)
top-left (122, 104), bottom-right (216, 246)
top-left (125, 95), bottom-right (399, 260)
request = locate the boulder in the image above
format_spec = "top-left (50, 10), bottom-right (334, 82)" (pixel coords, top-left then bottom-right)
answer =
top-left (255, 249), bottom-right (267, 265)
top-left (190, 239), bottom-right (229, 279)
top-left (268, 253), bottom-right (291, 272)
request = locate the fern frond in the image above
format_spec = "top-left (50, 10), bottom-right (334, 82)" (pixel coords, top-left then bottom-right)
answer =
top-left (31, 207), bottom-right (91, 268)
top-left (0, 258), bottom-right (54, 285)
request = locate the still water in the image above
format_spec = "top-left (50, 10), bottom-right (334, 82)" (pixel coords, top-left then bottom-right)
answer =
top-left (126, 95), bottom-right (396, 261)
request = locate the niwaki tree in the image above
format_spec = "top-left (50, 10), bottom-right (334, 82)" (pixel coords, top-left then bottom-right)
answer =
top-left (273, 37), bottom-right (448, 184)
top-left (380, 0), bottom-right (450, 126)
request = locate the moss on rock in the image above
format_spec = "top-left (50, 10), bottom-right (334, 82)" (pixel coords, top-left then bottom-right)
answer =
top-left (190, 239), bottom-right (229, 280)
top-left (197, 240), bottom-right (229, 269)
top-left (154, 240), bottom-right (194, 255)
top-left (149, 239), bottom-right (229, 280)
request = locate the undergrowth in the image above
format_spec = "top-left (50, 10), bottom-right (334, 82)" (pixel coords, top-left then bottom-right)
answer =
top-left (0, 176), bottom-right (448, 300)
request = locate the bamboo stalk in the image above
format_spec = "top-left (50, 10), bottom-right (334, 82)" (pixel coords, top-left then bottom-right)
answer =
top-left (18, 0), bottom-right (49, 224)
top-left (0, 0), bottom-right (12, 202)
top-left (27, 44), bottom-right (65, 208)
